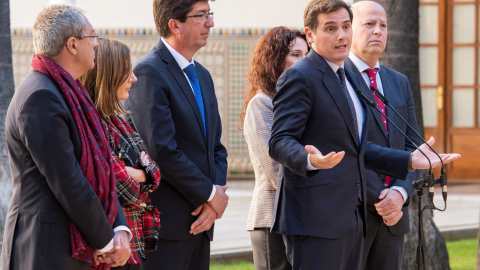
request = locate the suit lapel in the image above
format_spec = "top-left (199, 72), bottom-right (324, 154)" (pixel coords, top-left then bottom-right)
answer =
top-left (346, 59), bottom-right (388, 140)
top-left (157, 41), bottom-right (207, 144)
top-left (309, 52), bottom-right (359, 145)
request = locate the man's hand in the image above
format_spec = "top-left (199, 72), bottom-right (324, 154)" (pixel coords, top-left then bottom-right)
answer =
top-left (207, 185), bottom-right (229, 219)
top-left (190, 203), bottom-right (216, 235)
top-left (382, 210), bottom-right (403, 227)
top-left (375, 189), bottom-right (403, 216)
top-left (93, 249), bottom-right (108, 266)
top-left (305, 145), bottom-right (344, 169)
top-left (411, 137), bottom-right (461, 170)
top-left (375, 189), bottom-right (404, 227)
top-left (103, 230), bottom-right (131, 267)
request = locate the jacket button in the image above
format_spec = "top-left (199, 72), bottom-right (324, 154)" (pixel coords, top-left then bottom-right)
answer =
top-left (356, 181), bottom-right (361, 187)
top-left (379, 175), bottom-right (385, 180)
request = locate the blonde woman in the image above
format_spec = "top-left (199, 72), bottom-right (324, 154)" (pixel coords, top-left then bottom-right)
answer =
top-left (81, 38), bottom-right (161, 270)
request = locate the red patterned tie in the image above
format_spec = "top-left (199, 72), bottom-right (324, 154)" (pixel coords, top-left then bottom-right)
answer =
top-left (365, 68), bottom-right (391, 187)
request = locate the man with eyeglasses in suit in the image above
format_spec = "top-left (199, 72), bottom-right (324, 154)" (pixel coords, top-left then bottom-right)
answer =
top-left (125, 1), bottom-right (228, 269)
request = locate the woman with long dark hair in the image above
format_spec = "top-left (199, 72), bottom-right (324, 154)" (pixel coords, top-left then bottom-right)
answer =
top-left (239, 27), bottom-right (308, 270)
top-left (81, 38), bottom-right (161, 270)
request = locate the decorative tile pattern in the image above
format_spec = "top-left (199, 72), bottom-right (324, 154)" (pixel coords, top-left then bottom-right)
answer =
top-left (10, 33), bottom-right (265, 174)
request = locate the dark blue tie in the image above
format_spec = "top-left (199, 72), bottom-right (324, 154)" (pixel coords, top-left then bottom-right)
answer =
top-left (338, 67), bottom-right (362, 201)
top-left (183, 64), bottom-right (206, 137)
top-left (337, 67), bottom-right (359, 144)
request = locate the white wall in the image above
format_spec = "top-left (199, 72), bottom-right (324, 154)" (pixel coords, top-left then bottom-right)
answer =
top-left (10, 0), bottom-right (324, 29)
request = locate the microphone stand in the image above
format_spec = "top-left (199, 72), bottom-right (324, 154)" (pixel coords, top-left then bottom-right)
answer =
top-left (411, 170), bottom-right (432, 270)
top-left (370, 86), bottom-right (448, 202)
top-left (355, 89), bottom-right (446, 270)
top-left (370, 87), bottom-right (450, 270)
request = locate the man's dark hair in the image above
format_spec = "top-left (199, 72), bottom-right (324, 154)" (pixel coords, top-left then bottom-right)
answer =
top-left (153, 0), bottom-right (209, 38)
top-left (304, 0), bottom-right (353, 31)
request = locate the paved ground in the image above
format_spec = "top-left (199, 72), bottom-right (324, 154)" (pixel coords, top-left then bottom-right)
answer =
top-left (210, 180), bottom-right (480, 256)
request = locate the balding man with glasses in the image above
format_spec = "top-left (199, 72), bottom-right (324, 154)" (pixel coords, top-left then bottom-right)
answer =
top-left (125, 0), bottom-right (228, 269)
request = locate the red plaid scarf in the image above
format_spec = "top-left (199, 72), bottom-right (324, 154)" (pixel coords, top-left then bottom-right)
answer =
top-left (106, 115), bottom-right (161, 263)
top-left (31, 55), bottom-right (117, 269)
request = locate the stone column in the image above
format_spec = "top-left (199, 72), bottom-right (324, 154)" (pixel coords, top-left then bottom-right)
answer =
top-left (0, 0), bottom-right (14, 251)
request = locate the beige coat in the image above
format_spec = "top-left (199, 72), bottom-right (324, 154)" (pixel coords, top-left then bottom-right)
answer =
top-left (244, 92), bottom-right (279, 230)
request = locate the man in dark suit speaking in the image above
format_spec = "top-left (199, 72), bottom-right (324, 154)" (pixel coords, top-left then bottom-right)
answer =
top-left (125, 0), bottom-right (228, 269)
top-left (269, 0), bottom-right (460, 269)
top-left (1, 4), bottom-right (131, 270)
top-left (345, 1), bottom-right (419, 269)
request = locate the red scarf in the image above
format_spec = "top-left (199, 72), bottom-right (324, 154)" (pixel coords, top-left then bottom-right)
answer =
top-left (31, 55), bottom-right (117, 269)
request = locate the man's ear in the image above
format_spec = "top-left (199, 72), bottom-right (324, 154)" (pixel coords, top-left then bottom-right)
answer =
top-left (65, 37), bottom-right (78, 55)
top-left (305, 27), bottom-right (314, 45)
top-left (168, 19), bottom-right (181, 35)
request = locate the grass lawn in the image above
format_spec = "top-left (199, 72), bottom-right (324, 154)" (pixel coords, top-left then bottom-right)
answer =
top-left (211, 238), bottom-right (478, 270)
top-left (448, 238), bottom-right (478, 270)
top-left (210, 261), bottom-right (254, 270)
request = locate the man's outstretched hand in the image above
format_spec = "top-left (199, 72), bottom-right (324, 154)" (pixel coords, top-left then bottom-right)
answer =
top-left (411, 137), bottom-right (461, 170)
top-left (306, 145), bottom-right (345, 169)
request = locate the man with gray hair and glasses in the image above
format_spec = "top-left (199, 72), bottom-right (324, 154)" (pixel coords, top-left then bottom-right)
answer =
top-left (1, 4), bottom-right (131, 269)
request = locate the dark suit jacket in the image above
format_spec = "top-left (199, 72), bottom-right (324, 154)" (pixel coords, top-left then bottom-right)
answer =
top-left (1, 71), bottom-right (128, 270)
top-left (125, 39), bottom-right (228, 241)
top-left (269, 50), bottom-right (410, 239)
top-left (345, 58), bottom-right (420, 235)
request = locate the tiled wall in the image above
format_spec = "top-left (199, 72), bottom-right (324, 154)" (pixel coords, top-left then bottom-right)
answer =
top-left (11, 28), bottom-right (275, 175)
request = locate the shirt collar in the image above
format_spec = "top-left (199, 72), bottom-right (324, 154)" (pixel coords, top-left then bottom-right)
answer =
top-left (348, 53), bottom-right (380, 72)
top-left (161, 37), bottom-right (195, 70)
top-left (323, 57), bottom-right (344, 74)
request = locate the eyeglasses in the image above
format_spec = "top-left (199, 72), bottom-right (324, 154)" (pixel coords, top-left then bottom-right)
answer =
top-left (185, 12), bottom-right (214, 22)
top-left (75, 35), bottom-right (99, 44)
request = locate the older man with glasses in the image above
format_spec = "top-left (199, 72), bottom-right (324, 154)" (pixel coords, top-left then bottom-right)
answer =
top-left (125, 0), bottom-right (229, 269)
top-left (1, 4), bottom-right (131, 270)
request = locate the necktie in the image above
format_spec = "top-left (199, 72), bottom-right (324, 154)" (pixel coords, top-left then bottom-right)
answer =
top-left (364, 68), bottom-right (391, 187)
top-left (184, 64), bottom-right (206, 137)
top-left (338, 67), bottom-right (362, 201)
top-left (337, 67), bottom-right (360, 144)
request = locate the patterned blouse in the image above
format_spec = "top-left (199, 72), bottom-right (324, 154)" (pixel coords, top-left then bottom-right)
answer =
top-left (104, 115), bottom-right (161, 264)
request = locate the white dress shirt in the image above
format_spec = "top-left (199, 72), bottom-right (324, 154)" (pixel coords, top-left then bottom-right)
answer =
top-left (306, 58), bottom-right (364, 170)
top-left (348, 53), bottom-right (385, 96)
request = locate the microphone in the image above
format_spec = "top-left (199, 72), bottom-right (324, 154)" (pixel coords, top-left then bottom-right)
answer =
top-left (355, 89), bottom-right (434, 193)
top-left (370, 86), bottom-right (447, 201)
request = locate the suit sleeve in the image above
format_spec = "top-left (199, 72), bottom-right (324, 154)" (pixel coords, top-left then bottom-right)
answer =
top-left (113, 199), bottom-right (128, 228)
top-left (390, 76), bottom-right (420, 204)
top-left (365, 141), bottom-right (410, 180)
top-left (269, 68), bottom-right (317, 177)
top-left (126, 62), bottom-right (214, 208)
top-left (18, 89), bottom-right (114, 250)
top-left (209, 75), bottom-right (228, 186)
